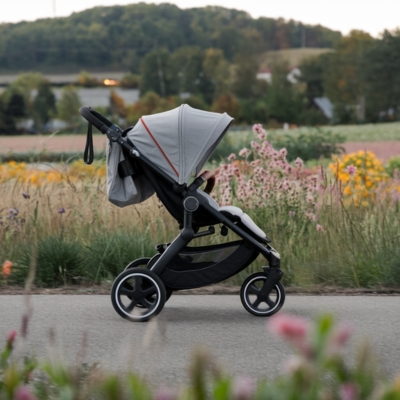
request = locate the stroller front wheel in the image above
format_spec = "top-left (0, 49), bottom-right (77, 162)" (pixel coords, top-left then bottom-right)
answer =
top-left (240, 272), bottom-right (285, 317)
top-left (111, 268), bottom-right (166, 322)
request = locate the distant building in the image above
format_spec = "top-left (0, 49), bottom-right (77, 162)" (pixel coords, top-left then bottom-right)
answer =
top-left (256, 68), bottom-right (272, 83)
top-left (287, 66), bottom-right (301, 84)
top-left (313, 97), bottom-right (334, 121)
top-left (256, 66), bottom-right (302, 84)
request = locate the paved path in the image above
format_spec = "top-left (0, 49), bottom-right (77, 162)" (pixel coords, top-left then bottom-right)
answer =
top-left (0, 295), bottom-right (399, 385)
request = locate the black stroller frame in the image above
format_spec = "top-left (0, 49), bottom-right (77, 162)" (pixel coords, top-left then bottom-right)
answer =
top-left (80, 106), bottom-right (285, 322)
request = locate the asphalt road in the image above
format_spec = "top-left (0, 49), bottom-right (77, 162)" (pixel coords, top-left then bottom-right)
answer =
top-left (0, 295), bottom-right (399, 386)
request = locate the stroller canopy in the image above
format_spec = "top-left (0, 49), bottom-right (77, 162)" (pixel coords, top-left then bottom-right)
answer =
top-left (127, 105), bottom-right (233, 185)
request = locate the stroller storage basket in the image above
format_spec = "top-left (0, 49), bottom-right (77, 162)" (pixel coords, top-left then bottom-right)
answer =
top-left (160, 240), bottom-right (259, 290)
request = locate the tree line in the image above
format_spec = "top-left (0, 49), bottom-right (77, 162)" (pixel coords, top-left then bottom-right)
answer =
top-left (0, 3), bottom-right (340, 72)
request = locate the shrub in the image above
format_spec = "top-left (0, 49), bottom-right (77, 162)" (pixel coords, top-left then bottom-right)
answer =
top-left (386, 155), bottom-right (400, 177)
top-left (13, 237), bottom-right (85, 287)
top-left (270, 128), bottom-right (345, 162)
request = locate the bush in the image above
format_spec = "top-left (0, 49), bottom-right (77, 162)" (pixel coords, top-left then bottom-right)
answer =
top-left (14, 237), bottom-right (85, 287)
top-left (386, 156), bottom-right (400, 177)
top-left (270, 128), bottom-right (345, 161)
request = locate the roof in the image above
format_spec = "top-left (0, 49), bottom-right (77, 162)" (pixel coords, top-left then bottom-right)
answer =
top-left (313, 97), bottom-right (334, 120)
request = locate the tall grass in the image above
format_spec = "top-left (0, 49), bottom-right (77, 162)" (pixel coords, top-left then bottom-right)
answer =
top-left (1, 133), bottom-right (400, 288)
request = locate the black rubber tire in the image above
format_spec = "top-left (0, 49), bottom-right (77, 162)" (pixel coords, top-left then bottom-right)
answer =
top-left (240, 272), bottom-right (285, 317)
top-left (124, 256), bottom-right (173, 302)
top-left (111, 268), bottom-right (166, 322)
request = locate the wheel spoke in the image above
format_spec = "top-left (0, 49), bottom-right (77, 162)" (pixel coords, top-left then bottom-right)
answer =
top-left (248, 284), bottom-right (261, 296)
top-left (252, 297), bottom-right (261, 308)
top-left (143, 286), bottom-right (157, 297)
top-left (120, 287), bottom-right (134, 297)
top-left (134, 276), bottom-right (143, 289)
top-left (266, 296), bottom-right (275, 308)
top-left (126, 298), bottom-right (138, 312)
top-left (141, 297), bottom-right (154, 309)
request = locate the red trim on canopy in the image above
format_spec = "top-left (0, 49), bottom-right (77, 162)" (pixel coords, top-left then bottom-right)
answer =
top-left (140, 117), bottom-right (179, 177)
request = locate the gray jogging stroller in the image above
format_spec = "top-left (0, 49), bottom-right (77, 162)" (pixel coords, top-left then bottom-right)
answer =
top-left (80, 105), bottom-right (285, 322)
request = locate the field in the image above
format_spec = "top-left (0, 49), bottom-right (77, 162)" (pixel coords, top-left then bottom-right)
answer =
top-left (0, 122), bottom-right (399, 162)
top-left (260, 47), bottom-right (333, 68)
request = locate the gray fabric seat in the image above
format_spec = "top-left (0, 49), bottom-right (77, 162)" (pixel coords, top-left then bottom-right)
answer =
top-left (196, 191), bottom-right (267, 240)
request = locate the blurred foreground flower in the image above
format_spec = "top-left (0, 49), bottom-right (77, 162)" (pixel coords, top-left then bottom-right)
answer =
top-left (22, 192), bottom-right (30, 199)
top-left (14, 386), bottom-right (37, 400)
top-left (2, 260), bottom-right (12, 277)
top-left (57, 208), bottom-right (66, 214)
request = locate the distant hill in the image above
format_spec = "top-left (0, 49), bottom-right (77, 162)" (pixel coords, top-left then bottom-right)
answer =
top-left (260, 48), bottom-right (334, 68)
top-left (0, 3), bottom-right (341, 73)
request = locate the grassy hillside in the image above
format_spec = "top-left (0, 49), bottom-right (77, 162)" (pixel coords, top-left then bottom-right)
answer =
top-left (260, 47), bottom-right (334, 67)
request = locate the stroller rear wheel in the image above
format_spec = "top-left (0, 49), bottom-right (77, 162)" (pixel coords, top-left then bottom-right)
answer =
top-left (111, 268), bottom-right (166, 322)
top-left (124, 257), bottom-right (173, 303)
top-left (240, 272), bottom-right (285, 317)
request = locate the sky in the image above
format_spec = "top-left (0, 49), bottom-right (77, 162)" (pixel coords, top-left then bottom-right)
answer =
top-left (1, 0), bottom-right (399, 38)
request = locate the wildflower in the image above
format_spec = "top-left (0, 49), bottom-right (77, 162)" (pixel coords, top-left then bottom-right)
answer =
top-left (346, 165), bottom-right (357, 176)
top-left (58, 208), bottom-right (66, 214)
top-left (6, 330), bottom-right (17, 350)
top-left (2, 260), bottom-right (12, 277)
top-left (238, 148), bottom-right (251, 158)
top-left (340, 383), bottom-right (358, 400)
top-left (268, 314), bottom-right (309, 342)
top-left (316, 224), bottom-right (324, 233)
top-left (279, 148), bottom-right (288, 158)
top-left (288, 211), bottom-right (296, 218)
top-left (22, 192), bottom-right (30, 199)
top-left (251, 141), bottom-right (260, 150)
top-left (227, 153), bottom-right (236, 162)
top-left (330, 324), bottom-right (353, 350)
top-left (252, 123), bottom-right (263, 134)
top-left (232, 376), bottom-right (256, 400)
top-left (14, 386), bottom-right (38, 400)
top-left (294, 157), bottom-right (304, 169)
top-left (9, 208), bottom-right (19, 216)
top-left (154, 386), bottom-right (178, 400)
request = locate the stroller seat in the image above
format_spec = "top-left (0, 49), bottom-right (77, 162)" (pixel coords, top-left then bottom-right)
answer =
top-left (196, 191), bottom-right (270, 244)
top-left (219, 206), bottom-right (267, 240)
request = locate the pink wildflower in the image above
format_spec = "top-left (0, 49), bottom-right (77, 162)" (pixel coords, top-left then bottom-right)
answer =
top-left (238, 148), bottom-right (251, 157)
top-left (279, 148), bottom-right (288, 158)
top-left (154, 386), bottom-right (178, 400)
top-left (346, 165), bottom-right (357, 176)
top-left (251, 141), bottom-right (260, 150)
top-left (316, 224), bottom-right (324, 232)
top-left (340, 383), bottom-right (358, 400)
top-left (257, 131), bottom-right (266, 140)
top-left (289, 211), bottom-right (296, 218)
top-left (268, 314), bottom-right (309, 342)
top-left (14, 386), bottom-right (37, 400)
top-left (232, 376), bottom-right (256, 400)
top-left (331, 324), bottom-right (353, 350)
top-left (294, 157), bottom-right (304, 169)
top-left (227, 153), bottom-right (236, 162)
top-left (7, 330), bottom-right (17, 349)
top-left (252, 123), bottom-right (263, 134)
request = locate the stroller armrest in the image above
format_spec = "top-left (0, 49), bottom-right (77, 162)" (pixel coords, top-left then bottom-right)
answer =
top-left (188, 170), bottom-right (215, 194)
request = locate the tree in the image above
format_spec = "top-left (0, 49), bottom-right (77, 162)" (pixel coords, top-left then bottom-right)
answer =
top-left (57, 86), bottom-right (82, 128)
top-left (32, 80), bottom-right (56, 130)
top-left (6, 92), bottom-right (26, 119)
top-left (0, 97), bottom-right (17, 135)
top-left (323, 31), bottom-right (375, 122)
top-left (140, 49), bottom-right (173, 97)
top-left (266, 62), bottom-right (303, 124)
top-left (201, 48), bottom-right (230, 103)
top-left (363, 29), bottom-right (400, 120)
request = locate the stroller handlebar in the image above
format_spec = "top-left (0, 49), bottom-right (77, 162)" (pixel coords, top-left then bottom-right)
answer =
top-left (79, 106), bottom-right (114, 134)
